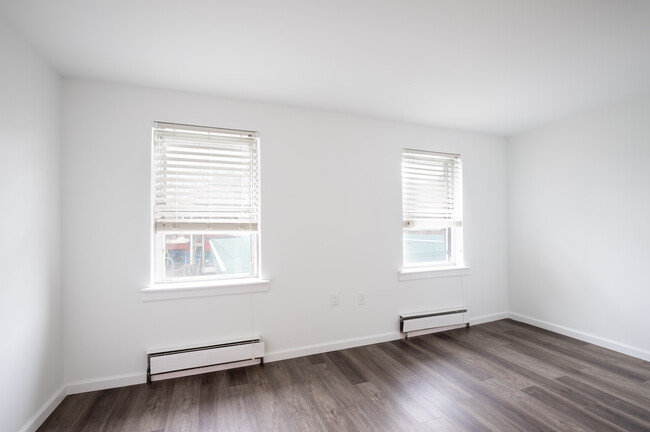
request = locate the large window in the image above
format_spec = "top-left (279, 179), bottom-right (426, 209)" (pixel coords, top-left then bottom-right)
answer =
top-left (402, 149), bottom-right (463, 268)
top-left (152, 122), bottom-right (260, 283)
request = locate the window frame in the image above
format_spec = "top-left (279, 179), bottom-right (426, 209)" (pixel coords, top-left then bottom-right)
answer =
top-left (150, 122), bottom-right (262, 286)
top-left (401, 148), bottom-right (464, 271)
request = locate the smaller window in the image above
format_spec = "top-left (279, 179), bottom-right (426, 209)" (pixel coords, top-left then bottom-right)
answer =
top-left (402, 149), bottom-right (463, 268)
top-left (152, 122), bottom-right (260, 284)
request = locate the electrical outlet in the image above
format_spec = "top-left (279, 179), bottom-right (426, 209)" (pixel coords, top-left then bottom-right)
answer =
top-left (358, 292), bottom-right (366, 305)
top-left (330, 291), bottom-right (339, 306)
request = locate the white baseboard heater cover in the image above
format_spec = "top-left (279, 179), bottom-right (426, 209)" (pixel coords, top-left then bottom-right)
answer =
top-left (147, 339), bottom-right (264, 383)
top-left (400, 308), bottom-right (468, 337)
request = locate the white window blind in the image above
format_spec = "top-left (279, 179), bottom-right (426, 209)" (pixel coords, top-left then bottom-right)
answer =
top-left (402, 148), bottom-right (462, 229)
top-left (153, 122), bottom-right (260, 233)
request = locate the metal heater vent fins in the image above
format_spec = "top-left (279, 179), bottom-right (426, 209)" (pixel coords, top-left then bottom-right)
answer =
top-left (147, 339), bottom-right (264, 383)
top-left (400, 308), bottom-right (468, 338)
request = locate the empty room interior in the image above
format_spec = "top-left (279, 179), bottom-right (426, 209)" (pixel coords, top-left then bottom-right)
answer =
top-left (2, 1), bottom-right (650, 431)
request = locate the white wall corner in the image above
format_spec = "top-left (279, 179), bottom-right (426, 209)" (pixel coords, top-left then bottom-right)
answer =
top-left (469, 312), bottom-right (509, 326)
top-left (508, 312), bottom-right (650, 362)
top-left (18, 385), bottom-right (67, 432)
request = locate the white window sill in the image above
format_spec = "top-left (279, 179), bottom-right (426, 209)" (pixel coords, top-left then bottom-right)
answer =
top-left (141, 278), bottom-right (270, 302)
top-left (399, 266), bottom-right (470, 281)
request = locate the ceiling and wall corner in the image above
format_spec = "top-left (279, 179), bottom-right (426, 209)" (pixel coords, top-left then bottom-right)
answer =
top-left (1, 0), bottom-right (649, 137)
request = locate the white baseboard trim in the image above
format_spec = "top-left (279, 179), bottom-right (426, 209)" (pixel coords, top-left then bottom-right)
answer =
top-left (62, 321), bottom-right (507, 395)
top-left (265, 331), bottom-right (401, 363)
top-left (508, 312), bottom-right (650, 362)
top-left (66, 372), bottom-right (146, 395)
top-left (469, 312), bottom-right (508, 326)
top-left (19, 385), bottom-right (67, 432)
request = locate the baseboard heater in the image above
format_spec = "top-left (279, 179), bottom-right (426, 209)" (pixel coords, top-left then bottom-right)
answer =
top-left (400, 308), bottom-right (468, 338)
top-left (146, 338), bottom-right (264, 383)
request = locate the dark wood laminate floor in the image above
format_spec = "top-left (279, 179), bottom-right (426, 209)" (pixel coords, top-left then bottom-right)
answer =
top-left (38, 320), bottom-right (650, 431)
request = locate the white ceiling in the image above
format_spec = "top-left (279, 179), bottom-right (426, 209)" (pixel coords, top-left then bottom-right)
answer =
top-left (2, 0), bottom-right (649, 136)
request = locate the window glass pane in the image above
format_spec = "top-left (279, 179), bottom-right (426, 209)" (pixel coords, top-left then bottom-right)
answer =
top-left (403, 229), bottom-right (448, 266)
top-left (208, 234), bottom-right (253, 276)
top-left (162, 233), bottom-right (254, 280)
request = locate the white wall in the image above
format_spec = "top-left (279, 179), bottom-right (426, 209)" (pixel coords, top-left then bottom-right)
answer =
top-left (61, 79), bottom-right (508, 388)
top-left (0, 19), bottom-right (63, 432)
top-left (508, 95), bottom-right (650, 360)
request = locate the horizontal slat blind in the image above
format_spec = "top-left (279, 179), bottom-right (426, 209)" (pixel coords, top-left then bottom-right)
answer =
top-left (402, 148), bottom-right (462, 229)
top-left (153, 123), bottom-right (259, 232)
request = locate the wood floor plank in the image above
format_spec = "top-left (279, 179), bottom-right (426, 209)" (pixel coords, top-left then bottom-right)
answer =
top-left (306, 353), bottom-right (327, 365)
top-left (36, 319), bottom-right (650, 432)
top-left (197, 371), bottom-right (223, 431)
top-left (418, 336), bottom-right (494, 382)
top-left (556, 375), bottom-right (650, 427)
top-left (585, 403), bottom-right (650, 432)
top-left (310, 360), bottom-right (370, 410)
top-left (397, 335), bottom-right (588, 432)
top-left (455, 395), bottom-right (527, 432)
top-left (211, 369), bottom-right (232, 431)
top-left (476, 327), bottom-right (589, 374)
top-left (431, 333), bottom-right (537, 390)
top-left (421, 417), bottom-right (456, 432)
top-left (163, 375), bottom-right (200, 432)
top-left (583, 342), bottom-right (650, 369)
top-left (129, 379), bottom-right (174, 431)
top-left (226, 365), bottom-right (249, 386)
top-left (427, 366), bottom-right (549, 432)
top-left (407, 380), bottom-right (480, 432)
top-left (325, 349), bottom-right (369, 385)
top-left (264, 360), bottom-right (328, 432)
top-left (460, 334), bottom-right (567, 381)
top-left (286, 356), bottom-right (360, 431)
top-left (499, 320), bottom-right (588, 347)
top-left (245, 365), bottom-right (295, 432)
top-left (522, 385), bottom-right (629, 432)
top-left (390, 349), bottom-right (499, 432)
top-left (558, 373), bottom-right (650, 410)
top-left (576, 365), bottom-right (650, 402)
top-left (504, 324), bottom-right (650, 381)
top-left (380, 339), bottom-right (474, 401)
top-left (438, 330), bottom-right (596, 406)
top-left (37, 392), bottom-right (95, 432)
top-left (101, 384), bottom-right (148, 432)
top-left (346, 345), bottom-right (445, 423)
top-left (477, 378), bottom-right (589, 432)
top-left (329, 346), bottom-right (438, 427)
top-left (364, 343), bottom-right (422, 382)
top-left (354, 381), bottom-right (428, 432)
top-left (310, 360), bottom-right (390, 431)
top-left (223, 373), bottom-right (260, 431)
top-left (68, 388), bottom-right (122, 432)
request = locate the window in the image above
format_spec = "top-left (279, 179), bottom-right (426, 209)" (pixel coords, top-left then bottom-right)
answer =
top-left (402, 148), bottom-right (463, 268)
top-left (152, 122), bottom-right (260, 284)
